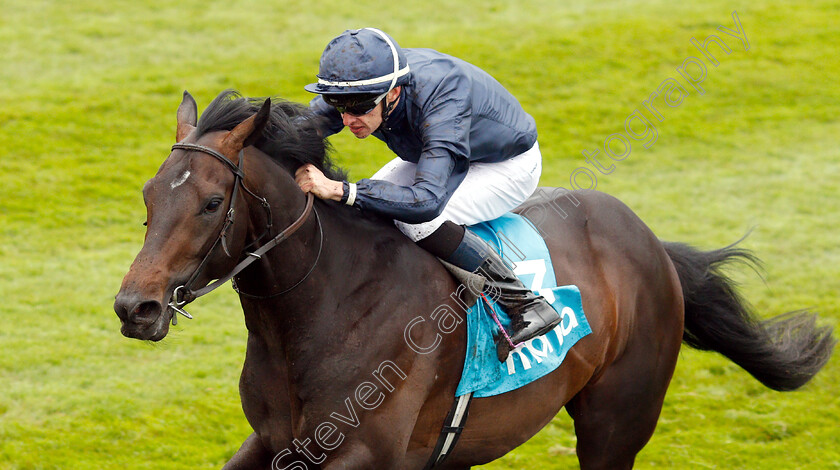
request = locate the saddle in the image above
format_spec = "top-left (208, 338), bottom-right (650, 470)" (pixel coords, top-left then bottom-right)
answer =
top-left (425, 212), bottom-right (591, 468)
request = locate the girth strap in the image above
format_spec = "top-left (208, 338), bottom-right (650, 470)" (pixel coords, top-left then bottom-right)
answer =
top-left (423, 392), bottom-right (474, 469)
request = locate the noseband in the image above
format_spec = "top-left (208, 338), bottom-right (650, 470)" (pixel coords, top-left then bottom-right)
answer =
top-left (167, 143), bottom-right (320, 323)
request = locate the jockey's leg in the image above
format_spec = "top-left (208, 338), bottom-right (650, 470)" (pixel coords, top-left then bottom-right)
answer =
top-left (417, 221), bottom-right (562, 361)
top-left (373, 142), bottom-right (559, 361)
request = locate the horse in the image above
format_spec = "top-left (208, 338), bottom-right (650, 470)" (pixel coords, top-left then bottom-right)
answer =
top-left (114, 90), bottom-right (835, 469)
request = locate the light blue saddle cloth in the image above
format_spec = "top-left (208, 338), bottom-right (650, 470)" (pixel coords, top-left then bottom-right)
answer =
top-left (455, 213), bottom-right (592, 398)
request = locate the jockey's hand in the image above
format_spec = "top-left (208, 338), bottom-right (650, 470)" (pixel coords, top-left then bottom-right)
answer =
top-left (295, 163), bottom-right (344, 202)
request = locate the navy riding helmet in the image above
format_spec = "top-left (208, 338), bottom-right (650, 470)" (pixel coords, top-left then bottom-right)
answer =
top-left (304, 28), bottom-right (411, 97)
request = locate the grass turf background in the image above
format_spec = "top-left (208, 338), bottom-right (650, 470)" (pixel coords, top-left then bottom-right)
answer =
top-left (0, 1), bottom-right (838, 468)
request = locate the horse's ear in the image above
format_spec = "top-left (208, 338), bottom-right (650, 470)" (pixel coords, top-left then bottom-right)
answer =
top-left (223, 98), bottom-right (271, 152)
top-left (176, 91), bottom-right (198, 142)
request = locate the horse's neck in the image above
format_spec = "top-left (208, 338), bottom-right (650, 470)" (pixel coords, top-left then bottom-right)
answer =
top-left (236, 152), bottom-right (422, 363)
top-left (235, 157), bottom-right (464, 420)
top-left (236, 150), bottom-right (321, 315)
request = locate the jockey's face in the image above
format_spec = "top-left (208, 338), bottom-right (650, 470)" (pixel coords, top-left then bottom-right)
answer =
top-left (340, 87), bottom-right (400, 139)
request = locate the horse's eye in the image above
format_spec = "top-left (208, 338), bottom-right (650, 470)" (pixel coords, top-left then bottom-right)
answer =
top-left (205, 199), bottom-right (223, 213)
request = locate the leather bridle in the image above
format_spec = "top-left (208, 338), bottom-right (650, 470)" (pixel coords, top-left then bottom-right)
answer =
top-left (166, 143), bottom-right (320, 324)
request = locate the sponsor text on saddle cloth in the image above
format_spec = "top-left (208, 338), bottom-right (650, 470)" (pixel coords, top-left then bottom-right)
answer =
top-left (456, 213), bottom-right (591, 398)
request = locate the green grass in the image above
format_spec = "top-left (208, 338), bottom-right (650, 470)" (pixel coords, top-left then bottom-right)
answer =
top-left (1, 0), bottom-right (838, 468)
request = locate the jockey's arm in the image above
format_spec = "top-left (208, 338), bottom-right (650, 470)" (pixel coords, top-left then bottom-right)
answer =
top-left (296, 149), bottom-right (468, 225)
top-left (348, 148), bottom-right (467, 224)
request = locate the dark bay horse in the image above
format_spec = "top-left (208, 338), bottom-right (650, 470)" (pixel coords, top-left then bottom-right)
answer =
top-left (114, 90), bottom-right (835, 469)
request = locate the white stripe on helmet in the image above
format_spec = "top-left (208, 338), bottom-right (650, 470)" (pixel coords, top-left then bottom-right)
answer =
top-left (317, 28), bottom-right (409, 91)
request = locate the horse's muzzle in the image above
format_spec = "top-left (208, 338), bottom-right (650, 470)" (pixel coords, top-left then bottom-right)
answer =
top-left (114, 292), bottom-right (170, 341)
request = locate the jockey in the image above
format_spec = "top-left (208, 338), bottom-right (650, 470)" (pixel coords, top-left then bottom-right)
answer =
top-left (297, 28), bottom-right (560, 360)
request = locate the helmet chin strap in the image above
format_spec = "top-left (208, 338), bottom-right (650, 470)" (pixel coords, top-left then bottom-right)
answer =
top-left (378, 90), bottom-right (399, 132)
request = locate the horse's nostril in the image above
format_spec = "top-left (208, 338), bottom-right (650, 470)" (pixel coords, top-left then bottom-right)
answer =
top-left (115, 292), bottom-right (164, 327)
top-left (132, 300), bottom-right (163, 323)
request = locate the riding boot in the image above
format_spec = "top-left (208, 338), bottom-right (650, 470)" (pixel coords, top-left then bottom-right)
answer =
top-left (445, 228), bottom-right (562, 362)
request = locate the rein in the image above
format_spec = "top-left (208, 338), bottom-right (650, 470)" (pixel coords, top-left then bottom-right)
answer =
top-left (167, 143), bottom-right (317, 323)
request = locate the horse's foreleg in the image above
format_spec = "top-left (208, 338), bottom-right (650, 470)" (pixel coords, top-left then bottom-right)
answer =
top-left (222, 433), bottom-right (274, 470)
top-left (318, 441), bottom-right (377, 470)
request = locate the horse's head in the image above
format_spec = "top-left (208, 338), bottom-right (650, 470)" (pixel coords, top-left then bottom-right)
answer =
top-left (114, 91), bottom-right (271, 340)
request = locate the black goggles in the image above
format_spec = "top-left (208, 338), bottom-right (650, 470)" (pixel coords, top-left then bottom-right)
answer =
top-left (323, 93), bottom-right (386, 116)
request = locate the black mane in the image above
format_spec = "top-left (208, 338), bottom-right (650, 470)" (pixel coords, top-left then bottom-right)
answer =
top-left (196, 90), bottom-right (347, 180)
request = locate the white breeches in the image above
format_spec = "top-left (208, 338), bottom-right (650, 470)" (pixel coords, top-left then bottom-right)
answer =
top-left (370, 141), bottom-right (542, 241)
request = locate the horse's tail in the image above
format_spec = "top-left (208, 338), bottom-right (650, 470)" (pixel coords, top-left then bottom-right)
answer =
top-left (662, 240), bottom-right (835, 391)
